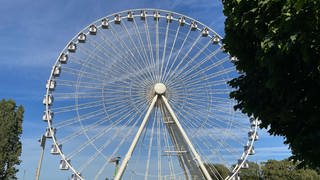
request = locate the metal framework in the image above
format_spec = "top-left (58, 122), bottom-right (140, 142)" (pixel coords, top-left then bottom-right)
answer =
top-left (39, 9), bottom-right (259, 180)
top-left (115, 84), bottom-right (212, 180)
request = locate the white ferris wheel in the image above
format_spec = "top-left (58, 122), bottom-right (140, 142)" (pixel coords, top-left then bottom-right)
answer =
top-left (39, 9), bottom-right (259, 180)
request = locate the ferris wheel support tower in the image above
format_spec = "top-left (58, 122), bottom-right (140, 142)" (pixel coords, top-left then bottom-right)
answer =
top-left (114, 83), bottom-right (212, 180)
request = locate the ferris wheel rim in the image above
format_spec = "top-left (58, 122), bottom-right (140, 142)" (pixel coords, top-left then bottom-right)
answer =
top-left (42, 8), bottom-right (258, 180)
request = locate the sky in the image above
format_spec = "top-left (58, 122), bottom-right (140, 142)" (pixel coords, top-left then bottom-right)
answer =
top-left (0, 0), bottom-right (291, 179)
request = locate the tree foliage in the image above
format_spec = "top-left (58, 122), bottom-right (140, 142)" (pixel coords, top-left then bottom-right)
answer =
top-left (0, 99), bottom-right (24, 179)
top-left (204, 160), bottom-right (319, 179)
top-left (262, 159), bottom-right (320, 180)
top-left (222, 0), bottom-right (320, 168)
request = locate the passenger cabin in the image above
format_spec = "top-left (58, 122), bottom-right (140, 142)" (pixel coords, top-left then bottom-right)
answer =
top-left (89, 25), bottom-right (97, 35)
top-left (68, 42), bottom-right (76, 52)
top-left (43, 94), bottom-right (54, 105)
top-left (244, 145), bottom-right (255, 155)
top-left (230, 56), bottom-right (238, 63)
top-left (251, 122), bottom-right (258, 129)
top-left (153, 11), bottom-right (160, 21)
top-left (250, 117), bottom-right (260, 127)
top-left (44, 127), bottom-right (56, 138)
top-left (127, 12), bottom-right (134, 21)
top-left (50, 144), bottom-right (62, 155)
top-left (59, 53), bottom-right (68, 64)
top-left (59, 159), bottom-right (70, 170)
top-left (71, 173), bottom-right (82, 180)
top-left (212, 36), bottom-right (220, 44)
top-left (238, 159), bottom-right (249, 169)
top-left (114, 14), bottom-right (121, 24)
top-left (52, 65), bottom-right (61, 77)
top-left (248, 130), bottom-right (259, 141)
top-left (78, 33), bottom-right (86, 43)
top-left (46, 80), bottom-right (56, 90)
top-left (201, 27), bottom-right (209, 37)
top-left (179, 17), bottom-right (185, 26)
top-left (242, 161), bottom-right (249, 169)
top-left (166, 14), bottom-right (173, 23)
top-left (42, 110), bottom-right (53, 122)
top-left (140, 11), bottom-right (147, 20)
top-left (101, 18), bottom-right (109, 29)
top-left (190, 21), bottom-right (197, 31)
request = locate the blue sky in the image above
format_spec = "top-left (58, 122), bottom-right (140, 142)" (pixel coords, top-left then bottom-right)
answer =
top-left (0, 0), bottom-right (290, 179)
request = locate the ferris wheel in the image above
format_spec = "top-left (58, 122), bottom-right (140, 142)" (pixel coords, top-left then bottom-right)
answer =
top-left (39, 9), bottom-right (259, 180)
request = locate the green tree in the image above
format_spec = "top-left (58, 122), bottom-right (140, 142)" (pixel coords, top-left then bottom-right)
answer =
top-left (239, 161), bottom-right (261, 180)
top-left (0, 99), bottom-right (24, 179)
top-left (262, 159), bottom-right (320, 180)
top-left (205, 163), bottom-right (229, 180)
top-left (222, 0), bottom-right (320, 168)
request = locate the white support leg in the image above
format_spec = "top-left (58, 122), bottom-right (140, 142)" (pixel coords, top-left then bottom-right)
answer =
top-left (161, 95), bottom-right (212, 180)
top-left (114, 95), bottom-right (158, 180)
top-left (35, 135), bottom-right (46, 180)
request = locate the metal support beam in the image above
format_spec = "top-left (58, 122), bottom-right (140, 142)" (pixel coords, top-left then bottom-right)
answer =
top-left (114, 95), bottom-right (158, 180)
top-left (35, 135), bottom-right (46, 180)
top-left (161, 95), bottom-right (212, 180)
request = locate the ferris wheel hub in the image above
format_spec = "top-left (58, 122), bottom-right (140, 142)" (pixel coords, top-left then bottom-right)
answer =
top-left (154, 83), bottom-right (166, 95)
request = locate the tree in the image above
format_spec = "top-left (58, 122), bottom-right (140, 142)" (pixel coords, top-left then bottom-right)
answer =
top-left (262, 159), bottom-right (320, 180)
top-left (205, 163), bottom-right (229, 180)
top-left (222, 0), bottom-right (320, 168)
top-left (0, 99), bottom-right (24, 179)
top-left (238, 161), bottom-right (261, 180)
